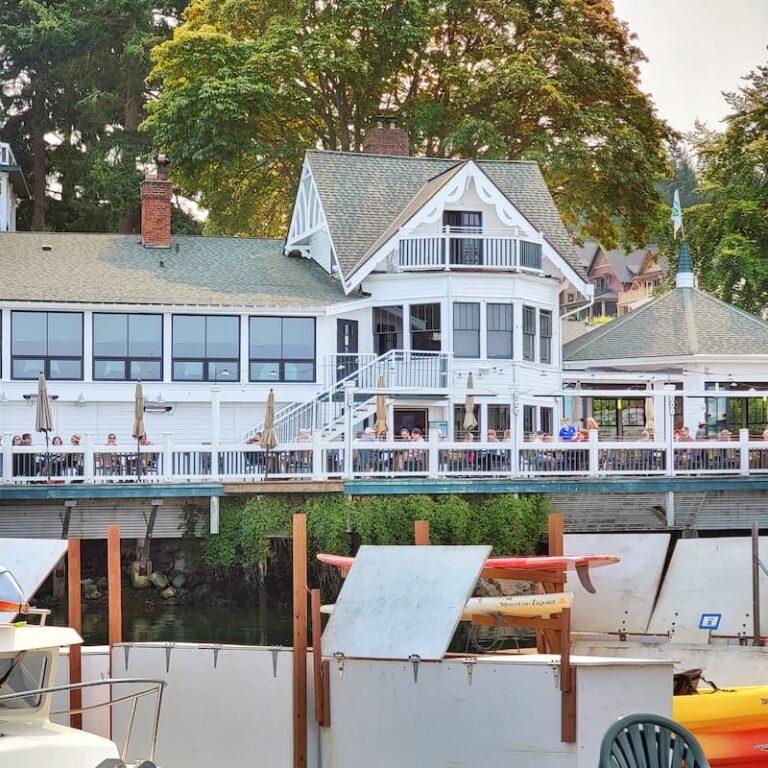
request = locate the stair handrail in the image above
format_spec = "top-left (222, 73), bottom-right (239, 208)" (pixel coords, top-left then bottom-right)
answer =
top-left (242, 349), bottom-right (402, 442)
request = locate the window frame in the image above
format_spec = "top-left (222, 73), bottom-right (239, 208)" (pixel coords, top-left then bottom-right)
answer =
top-left (11, 310), bottom-right (84, 381)
top-left (171, 314), bottom-right (241, 383)
top-left (92, 312), bottom-right (164, 382)
top-left (453, 302), bottom-right (480, 358)
top-left (487, 303), bottom-right (514, 360)
top-left (522, 305), bottom-right (536, 362)
top-left (539, 309), bottom-right (552, 365)
top-left (249, 316), bottom-right (316, 383)
top-left (410, 303), bottom-right (442, 351)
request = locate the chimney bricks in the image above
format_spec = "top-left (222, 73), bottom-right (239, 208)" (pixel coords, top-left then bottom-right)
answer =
top-left (140, 155), bottom-right (172, 248)
top-left (363, 117), bottom-right (409, 157)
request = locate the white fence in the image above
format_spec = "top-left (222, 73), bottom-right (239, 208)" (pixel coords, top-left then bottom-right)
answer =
top-left (2, 429), bottom-right (767, 485)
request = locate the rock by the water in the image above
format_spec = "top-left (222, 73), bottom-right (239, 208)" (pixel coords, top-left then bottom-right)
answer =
top-left (149, 571), bottom-right (169, 589)
top-left (81, 579), bottom-right (101, 600)
top-left (171, 573), bottom-right (186, 589)
top-left (160, 586), bottom-right (176, 599)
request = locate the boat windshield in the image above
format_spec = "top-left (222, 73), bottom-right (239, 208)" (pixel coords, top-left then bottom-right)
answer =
top-left (0, 651), bottom-right (49, 710)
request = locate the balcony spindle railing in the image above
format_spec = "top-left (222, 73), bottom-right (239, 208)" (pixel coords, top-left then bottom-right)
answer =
top-left (2, 431), bottom-right (768, 485)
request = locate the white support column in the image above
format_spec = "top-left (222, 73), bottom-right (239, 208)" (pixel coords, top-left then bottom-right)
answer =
top-left (83, 434), bottom-right (94, 481)
top-left (210, 386), bottom-right (221, 481)
top-left (209, 496), bottom-right (220, 535)
top-left (311, 431), bottom-right (323, 480)
top-left (739, 428), bottom-right (750, 476)
top-left (344, 381), bottom-right (354, 478)
top-left (588, 429), bottom-right (599, 477)
top-left (664, 386), bottom-right (676, 476)
top-left (428, 429), bottom-right (439, 479)
top-left (666, 491), bottom-right (675, 527)
top-left (402, 303), bottom-right (411, 353)
top-left (162, 433), bottom-right (173, 481)
top-left (2, 432), bottom-right (11, 481)
top-left (82, 310), bottom-right (93, 382)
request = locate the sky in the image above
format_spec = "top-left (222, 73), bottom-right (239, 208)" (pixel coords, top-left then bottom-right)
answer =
top-left (612, 0), bottom-right (768, 133)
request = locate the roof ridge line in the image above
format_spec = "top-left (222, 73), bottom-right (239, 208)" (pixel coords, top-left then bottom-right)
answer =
top-left (682, 289), bottom-right (699, 354)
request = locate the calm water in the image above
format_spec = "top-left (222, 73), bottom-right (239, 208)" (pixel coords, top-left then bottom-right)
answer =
top-left (50, 600), bottom-right (295, 647)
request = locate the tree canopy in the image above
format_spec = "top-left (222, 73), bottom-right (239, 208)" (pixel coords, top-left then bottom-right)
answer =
top-left (145, 0), bottom-right (672, 242)
top-left (0, 0), bottom-right (199, 232)
top-left (685, 64), bottom-right (768, 313)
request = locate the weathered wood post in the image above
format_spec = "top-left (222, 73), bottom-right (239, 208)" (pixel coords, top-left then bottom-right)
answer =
top-left (293, 514), bottom-right (308, 768)
top-left (67, 537), bottom-right (82, 729)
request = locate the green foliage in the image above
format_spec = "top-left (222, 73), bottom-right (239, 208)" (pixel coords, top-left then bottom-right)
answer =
top-left (682, 63), bottom-right (768, 313)
top-left (201, 493), bottom-right (553, 568)
top-left (145, 0), bottom-right (671, 245)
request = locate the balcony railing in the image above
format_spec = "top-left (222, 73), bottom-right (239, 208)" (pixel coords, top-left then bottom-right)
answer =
top-left (618, 285), bottom-right (656, 306)
top-left (398, 228), bottom-right (543, 272)
top-left (2, 431), bottom-right (767, 485)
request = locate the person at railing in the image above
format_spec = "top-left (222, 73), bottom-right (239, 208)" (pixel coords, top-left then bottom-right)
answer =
top-left (695, 422), bottom-right (708, 440)
top-left (65, 433), bottom-right (84, 481)
top-left (48, 436), bottom-right (67, 477)
top-left (460, 431), bottom-right (476, 473)
top-left (409, 427), bottom-right (426, 472)
top-left (245, 432), bottom-right (265, 475)
top-left (99, 433), bottom-right (121, 476)
top-left (395, 428), bottom-right (411, 471)
top-left (586, 417), bottom-right (600, 434)
top-left (11, 434), bottom-right (29, 477)
top-left (675, 426), bottom-right (692, 470)
top-left (502, 428), bottom-right (512, 442)
top-left (479, 428), bottom-right (507, 472)
top-left (558, 419), bottom-right (575, 441)
top-left (138, 434), bottom-right (157, 475)
top-left (355, 427), bottom-right (378, 473)
top-left (291, 428), bottom-right (312, 474)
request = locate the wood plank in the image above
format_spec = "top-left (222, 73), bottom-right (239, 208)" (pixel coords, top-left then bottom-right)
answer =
top-left (224, 481), bottom-right (344, 495)
top-left (67, 538), bottom-right (82, 730)
top-left (414, 520), bottom-right (430, 545)
top-left (548, 513), bottom-right (564, 557)
top-left (292, 514), bottom-right (308, 768)
top-left (310, 589), bottom-right (324, 726)
top-left (107, 525), bottom-right (122, 647)
top-left (481, 567), bottom-right (565, 583)
top-left (561, 667), bottom-right (577, 743)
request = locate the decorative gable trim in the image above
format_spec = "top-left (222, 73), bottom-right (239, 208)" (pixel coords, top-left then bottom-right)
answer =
top-left (345, 160), bottom-right (591, 297)
top-left (286, 159), bottom-right (349, 291)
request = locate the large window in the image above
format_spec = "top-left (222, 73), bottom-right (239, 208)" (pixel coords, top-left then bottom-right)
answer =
top-left (373, 306), bottom-right (403, 355)
top-left (487, 404), bottom-right (510, 436)
top-left (444, 211), bottom-right (482, 265)
top-left (539, 309), bottom-right (552, 364)
top-left (453, 404), bottom-right (479, 440)
top-left (453, 303), bottom-right (479, 358)
top-left (172, 315), bottom-right (239, 382)
top-left (522, 306), bottom-right (536, 362)
top-left (487, 304), bottom-right (513, 359)
top-left (93, 313), bottom-right (162, 381)
top-left (592, 398), bottom-right (646, 438)
top-left (12, 311), bottom-right (83, 380)
top-left (410, 303), bottom-right (441, 351)
top-left (250, 317), bottom-right (315, 382)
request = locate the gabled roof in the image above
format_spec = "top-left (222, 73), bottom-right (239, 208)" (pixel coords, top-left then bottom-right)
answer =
top-left (564, 287), bottom-right (768, 362)
top-left (0, 233), bottom-right (351, 307)
top-left (575, 240), bottom-right (600, 268)
top-left (305, 151), bottom-right (585, 283)
top-left (591, 246), bottom-right (647, 284)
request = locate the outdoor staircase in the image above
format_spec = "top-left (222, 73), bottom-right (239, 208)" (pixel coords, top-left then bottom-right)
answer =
top-left (242, 349), bottom-right (450, 444)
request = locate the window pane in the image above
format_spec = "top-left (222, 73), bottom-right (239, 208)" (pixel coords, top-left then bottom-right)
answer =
top-left (12, 358), bottom-right (44, 379)
top-left (250, 361), bottom-right (280, 381)
top-left (48, 313), bottom-right (82, 356)
top-left (173, 316), bottom-right (205, 358)
top-left (12, 312), bottom-right (47, 356)
top-left (284, 361), bottom-right (314, 381)
top-left (94, 314), bottom-right (128, 357)
top-left (282, 318), bottom-right (315, 359)
top-left (411, 303), bottom-right (441, 351)
top-left (128, 315), bottom-right (162, 358)
top-left (94, 360), bottom-right (126, 380)
top-left (48, 359), bottom-right (82, 379)
top-left (206, 316), bottom-right (239, 358)
top-left (488, 405), bottom-right (510, 434)
top-left (207, 361), bottom-right (238, 382)
top-left (173, 360), bottom-right (204, 381)
top-left (130, 360), bottom-right (162, 381)
top-left (488, 304), bottom-right (513, 359)
top-left (453, 302), bottom-right (479, 358)
top-left (373, 306), bottom-right (403, 354)
top-left (250, 317), bottom-right (282, 358)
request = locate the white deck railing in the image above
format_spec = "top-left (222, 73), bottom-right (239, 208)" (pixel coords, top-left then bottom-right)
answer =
top-left (2, 431), bottom-right (767, 485)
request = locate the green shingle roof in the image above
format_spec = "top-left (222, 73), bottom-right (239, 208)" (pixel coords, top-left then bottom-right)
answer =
top-left (564, 287), bottom-right (768, 362)
top-left (0, 233), bottom-right (350, 307)
top-left (306, 151), bottom-right (585, 282)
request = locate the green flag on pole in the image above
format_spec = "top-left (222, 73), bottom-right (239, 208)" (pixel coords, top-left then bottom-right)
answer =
top-left (671, 189), bottom-right (683, 238)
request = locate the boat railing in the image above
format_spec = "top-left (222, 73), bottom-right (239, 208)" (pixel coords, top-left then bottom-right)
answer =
top-left (0, 677), bottom-right (166, 764)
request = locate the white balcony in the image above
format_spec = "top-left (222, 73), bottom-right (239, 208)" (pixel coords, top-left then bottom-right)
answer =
top-left (397, 228), bottom-right (543, 272)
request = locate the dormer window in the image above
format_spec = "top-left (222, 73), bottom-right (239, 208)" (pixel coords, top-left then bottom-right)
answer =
top-left (443, 211), bottom-right (482, 266)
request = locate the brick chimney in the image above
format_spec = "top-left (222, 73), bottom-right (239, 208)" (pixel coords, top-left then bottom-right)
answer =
top-left (140, 155), bottom-right (172, 248)
top-left (363, 117), bottom-right (409, 157)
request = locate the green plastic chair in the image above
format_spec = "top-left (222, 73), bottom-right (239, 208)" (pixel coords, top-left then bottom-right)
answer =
top-left (599, 713), bottom-right (711, 768)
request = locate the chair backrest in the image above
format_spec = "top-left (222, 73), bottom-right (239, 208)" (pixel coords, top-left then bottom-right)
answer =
top-left (599, 713), bottom-right (710, 768)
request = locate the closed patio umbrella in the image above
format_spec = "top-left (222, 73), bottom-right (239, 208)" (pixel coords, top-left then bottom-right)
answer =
top-left (261, 389), bottom-right (278, 451)
top-left (35, 373), bottom-right (54, 480)
top-left (374, 375), bottom-right (388, 436)
top-left (644, 383), bottom-right (655, 438)
top-left (132, 381), bottom-right (146, 478)
top-left (571, 382), bottom-right (582, 428)
top-left (463, 372), bottom-right (478, 432)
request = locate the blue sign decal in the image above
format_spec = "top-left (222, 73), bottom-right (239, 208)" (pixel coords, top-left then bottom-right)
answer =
top-left (699, 613), bottom-right (721, 630)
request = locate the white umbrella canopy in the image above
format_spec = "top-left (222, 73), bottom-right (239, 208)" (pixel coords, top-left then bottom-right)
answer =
top-left (644, 383), bottom-right (655, 437)
top-left (35, 373), bottom-right (53, 435)
top-left (261, 389), bottom-right (278, 451)
top-left (463, 372), bottom-right (478, 431)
